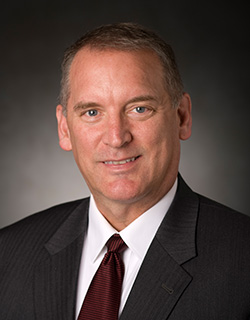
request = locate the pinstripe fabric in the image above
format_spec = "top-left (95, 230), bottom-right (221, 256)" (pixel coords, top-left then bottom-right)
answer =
top-left (1, 176), bottom-right (250, 319)
top-left (78, 234), bottom-right (126, 320)
top-left (0, 198), bottom-right (87, 320)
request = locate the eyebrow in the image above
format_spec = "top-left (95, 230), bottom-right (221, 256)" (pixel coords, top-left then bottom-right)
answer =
top-left (73, 101), bottom-right (100, 112)
top-left (125, 95), bottom-right (157, 105)
top-left (73, 95), bottom-right (157, 112)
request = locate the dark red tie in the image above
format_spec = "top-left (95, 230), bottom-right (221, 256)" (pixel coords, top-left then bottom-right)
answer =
top-left (78, 234), bottom-right (126, 320)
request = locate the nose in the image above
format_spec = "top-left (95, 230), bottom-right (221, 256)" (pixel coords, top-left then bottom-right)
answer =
top-left (102, 114), bottom-right (132, 148)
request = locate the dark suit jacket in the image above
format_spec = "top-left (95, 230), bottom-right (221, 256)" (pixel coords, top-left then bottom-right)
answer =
top-left (1, 176), bottom-right (250, 319)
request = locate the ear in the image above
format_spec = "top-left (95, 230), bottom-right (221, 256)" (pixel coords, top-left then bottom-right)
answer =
top-left (177, 93), bottom-right (192, 141)
top-left (56, 105), bottom-right (72, 151)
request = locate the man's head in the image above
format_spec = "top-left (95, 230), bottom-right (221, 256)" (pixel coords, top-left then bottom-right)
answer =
top-left (56, 23), bottom-right (192, 229)
top-left (59, 22), bottom-right (184, 115)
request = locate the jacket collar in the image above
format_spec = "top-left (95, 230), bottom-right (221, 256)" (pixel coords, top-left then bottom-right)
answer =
top-left (34, 198), bottom-right (89, 320)
top-left (45, 198), bottom-right (89, 255)
top-left (156, 174), bottom-right (198, 264)
top-left (120, 174), bottom-right (199, 320)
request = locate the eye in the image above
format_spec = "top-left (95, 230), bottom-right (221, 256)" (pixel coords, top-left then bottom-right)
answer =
top-left (128, 105), bottom-right (154, 120)
top-left (86, 109), bottom-right (99, 117)
top-left (134, 106), bottom-right (147, 113)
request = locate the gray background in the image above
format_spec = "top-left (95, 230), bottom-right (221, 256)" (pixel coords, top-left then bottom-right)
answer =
top-left (1, 1), bottom-right (249, 228)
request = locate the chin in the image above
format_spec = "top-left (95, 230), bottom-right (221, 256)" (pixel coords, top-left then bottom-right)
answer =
top-left (102, 181), bottom-right (144, 203)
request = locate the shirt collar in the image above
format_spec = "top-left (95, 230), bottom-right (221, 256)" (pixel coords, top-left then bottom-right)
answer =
top-left (87, 197), bottom-right (117, 262)
top-left (87, 178), bottom-right (177, 262)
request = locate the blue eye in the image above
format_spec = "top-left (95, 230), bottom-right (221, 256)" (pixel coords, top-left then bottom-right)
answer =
top-left (135, 106), bottom-right (146, 113)
top-left (87, 109), bottom-right (98, 116)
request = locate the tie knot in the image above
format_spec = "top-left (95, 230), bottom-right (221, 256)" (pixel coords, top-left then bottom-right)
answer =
top-left (106, 234), bottom-right (126, 253)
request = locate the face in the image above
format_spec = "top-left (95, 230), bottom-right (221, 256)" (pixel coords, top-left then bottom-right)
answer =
top-left (57, 48), bottom-right (192, 211)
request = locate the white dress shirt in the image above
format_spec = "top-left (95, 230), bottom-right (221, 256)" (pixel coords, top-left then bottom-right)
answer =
top-left (76, 179), bottom-right (177, 318)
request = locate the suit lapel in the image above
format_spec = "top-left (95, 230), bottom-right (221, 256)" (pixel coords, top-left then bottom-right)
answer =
top-left (33, 199), bottom-right (89, 320)
top-left (119, 238), bottom-right (192, 320)
top-left (33, 176), bottom-right (198, 320)
top-left (120, 175), bottom-right (199, 320)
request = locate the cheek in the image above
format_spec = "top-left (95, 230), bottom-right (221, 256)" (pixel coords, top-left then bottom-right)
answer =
top-left (69, 124), bottom-right (105, 169)
top-left (68, 127), bottom-right (90, 160)
top-left (141, 120), bottom-right (174, 148)
top-left (143, 120), bottom-right (179, 163)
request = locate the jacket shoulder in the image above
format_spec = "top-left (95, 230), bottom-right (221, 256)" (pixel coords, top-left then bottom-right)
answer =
top-left (197, 193), bottom-right (250, 225)
top-left (196, 193), bottom-right (250, 255)
top-left (0, 198), bottom-right (89, 319)
top-left (0, 198), bottom-right (89, 250)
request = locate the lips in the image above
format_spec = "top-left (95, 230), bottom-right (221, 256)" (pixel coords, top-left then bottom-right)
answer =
top-left (103, 156), bottom-right (140, 165)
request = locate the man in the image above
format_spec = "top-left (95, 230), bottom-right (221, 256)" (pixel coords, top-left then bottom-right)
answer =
top-left (0, 23), bottom-right (250, 320)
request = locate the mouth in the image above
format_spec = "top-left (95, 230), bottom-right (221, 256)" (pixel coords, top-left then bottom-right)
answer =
top-left (103, 156), bottom-right (140, 165)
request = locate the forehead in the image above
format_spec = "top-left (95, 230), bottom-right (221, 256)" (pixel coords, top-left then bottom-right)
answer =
top-left (70, 47), bottom-right (164, 80)
top-left (68, 48), bottom-right (166, 102)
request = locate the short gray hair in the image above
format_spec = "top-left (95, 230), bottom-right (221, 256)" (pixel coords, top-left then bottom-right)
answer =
top-left (59, 22), bottom-right (184, 114)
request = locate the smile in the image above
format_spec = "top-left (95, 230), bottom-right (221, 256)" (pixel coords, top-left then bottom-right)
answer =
top-left (104, 157), bottom-right (138, 165)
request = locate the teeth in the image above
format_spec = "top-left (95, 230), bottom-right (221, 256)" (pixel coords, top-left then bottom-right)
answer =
top-left (104, 157), bottom-right (136, 165)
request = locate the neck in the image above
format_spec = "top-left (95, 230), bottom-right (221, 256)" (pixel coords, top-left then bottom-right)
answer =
top-left (92, 180), bottom-right (176, 231)
top-left (95, 201), bottom-right (146, 231)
